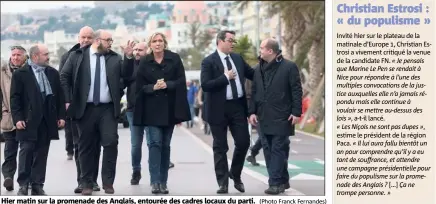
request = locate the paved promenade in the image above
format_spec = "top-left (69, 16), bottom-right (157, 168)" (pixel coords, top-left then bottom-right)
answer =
top-left (1, 125), bottom-right (311, 196)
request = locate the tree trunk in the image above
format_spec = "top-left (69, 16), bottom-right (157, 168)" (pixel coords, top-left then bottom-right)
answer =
top-left (299, 75), bottom-right (324, 129)
top-left (306, 36), bottom-right (324, 93)
top-left (317, 117), bottom-right (325, 134)
top-left (281, 11), bottom-right (305, 59)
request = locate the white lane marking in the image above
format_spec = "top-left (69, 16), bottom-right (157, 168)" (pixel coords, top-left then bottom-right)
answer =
top-left (291, 173), bottom-right (324, 180)
top-left (179, 127), bottom-right (305, 196)
top-left (295, 130), bottom-right (324, 140)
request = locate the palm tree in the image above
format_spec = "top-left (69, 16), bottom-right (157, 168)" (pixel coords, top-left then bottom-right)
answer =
top-left (187, 21), bottom-right (214, 50)
top-left (234, 1), bottom-right (325, 133)
top-left (233, 35), bottom-right (258, 66)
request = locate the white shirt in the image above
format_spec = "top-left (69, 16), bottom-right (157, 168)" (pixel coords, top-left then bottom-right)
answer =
top-left (87, 47), bottom-right (111, 103)
top-left (217, 49), bottom-right (243, 100)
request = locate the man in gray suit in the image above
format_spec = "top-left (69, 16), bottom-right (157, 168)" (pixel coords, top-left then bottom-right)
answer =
top-left (60, 30), bottom-right (125, 195)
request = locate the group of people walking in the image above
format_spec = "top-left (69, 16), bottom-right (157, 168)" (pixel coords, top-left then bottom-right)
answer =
top-left (1, 25), bottom-right (302, 196)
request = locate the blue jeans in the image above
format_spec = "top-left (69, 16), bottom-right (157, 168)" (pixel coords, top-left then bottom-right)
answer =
top-left (258, 126), bottom-right (290, 186)
top-left (146, 125), bottom-right (175, 185)
top-left (186, 103), bottom-right (195, 127)
top-left (126, 111), bottom-right (147, 172)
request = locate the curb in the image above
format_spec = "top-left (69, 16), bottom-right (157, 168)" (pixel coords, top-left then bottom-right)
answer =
top-left (179, 126), bottom-right (306, 196)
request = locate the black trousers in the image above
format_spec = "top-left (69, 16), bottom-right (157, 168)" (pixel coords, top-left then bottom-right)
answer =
top-left (77, 103), bottom-right (118, 188)
top-left (209, 98), bottom-right (250, 186)
top-left (259, 127), bottom-right (290, 186)
top-left (65, 119), bottom-right (74, 155)
top-left (17, 120), bottom-right (51, 187)
top-left (69, 119), bottom-right (100, 185)
top-left (1, 130), bottom-right (19, 179)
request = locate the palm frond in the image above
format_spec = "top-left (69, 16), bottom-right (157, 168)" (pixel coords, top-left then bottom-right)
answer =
top-left (233, 1), bottom-right (250, 13)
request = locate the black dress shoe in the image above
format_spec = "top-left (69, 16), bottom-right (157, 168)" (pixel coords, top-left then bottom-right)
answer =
top-left (3, 177), bottom-right (14, 191)
top-left (102, 184), bottom-right (114, 194)
top-left (17, 185), bottom-right (29, 196)
top-left (74, 184), bottom-right (83, 193)
top-left (31, 186), bottom-right (47, 195)
top-left (264, 186), bottom-right (284, 195)
top-left (82, 187), bottom-right (93, 195)
top-left (229, 173), bottom-right (245, 192)
top-left (246, 155), bottom-right (260, 166)
top-left (131, 171), bottom-right (141, 185)
top-left (234, 182), bottom-right (245, 193)
top-left (216, 185), bottom-right (228, 194)
top-left (151, 183), bottom-right (160, 194)
top-left (159, 184), bottom-right (169, 194)
top-left (283, 182), bottom-right (290, 189)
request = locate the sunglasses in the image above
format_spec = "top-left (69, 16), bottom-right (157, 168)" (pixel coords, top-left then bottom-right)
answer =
top-left (10, 45), bottom-right (26, 51)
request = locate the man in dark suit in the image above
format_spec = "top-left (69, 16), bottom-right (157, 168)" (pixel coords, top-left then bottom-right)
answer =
top-left (59, 26), bottom-right (93, 159)
top-left (248, 38), bottom-right (302, 194)
top-left (200, 30), bottom-right (254, 194)
top-left (10, 44), bottom-right (66, 195)
top-left (60, 29), bottom-right (125, 195)
top-left (59, 26), bottom-right (101, 193)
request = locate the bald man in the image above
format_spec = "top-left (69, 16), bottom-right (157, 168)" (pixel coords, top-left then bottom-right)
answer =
top-left (248, 38), bottom-right (302, 194)
top-left (10, 44), bottom-right (66, 195)
top-left (121, 41), bottom-right (149, 184)
top-left (60, 29), bottom-right (125, 195)
top-left (59, 26), bottom-right (93, 161)
top-left (59, 26), bottom-right (101, 193)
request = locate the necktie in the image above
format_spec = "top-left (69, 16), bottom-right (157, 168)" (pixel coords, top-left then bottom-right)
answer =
top-left (93, 53), bottom-right (102, 105)
top-left (225, 56), bottom-right (238, 99)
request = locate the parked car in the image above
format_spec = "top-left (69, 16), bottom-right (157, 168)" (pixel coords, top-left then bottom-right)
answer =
top-left (119, 95), bottom-right (129, 128)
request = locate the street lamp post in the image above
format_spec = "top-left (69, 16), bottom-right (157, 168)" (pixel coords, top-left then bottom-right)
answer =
top-left (277, 11), bottom-right (282, 48)
top-left (188, 55), bottom-right (192, 70)
top-left (255, 1), bottom-right (260, 55)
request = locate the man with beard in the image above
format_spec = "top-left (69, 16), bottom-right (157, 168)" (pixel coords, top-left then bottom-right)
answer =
top-left (248, 38), bottom-right (302, 194)
top-left (60, 30), bottom-right (125, 195)
top-left (121, 41), bottom-right (147, 185)
top-left (59, 26), bottom-right (101, 193)
top-left (1, 45), bottom-right (28, 192)
top-left (10, 44), bottom-right (66, 195)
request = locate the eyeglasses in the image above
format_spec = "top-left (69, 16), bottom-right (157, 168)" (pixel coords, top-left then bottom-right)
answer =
top-left (10, 45), bottom-right (26, 51)
top-left (99, 38), bottom-right (114, 43)
top-left (225, 39), bottom-right (237, 44)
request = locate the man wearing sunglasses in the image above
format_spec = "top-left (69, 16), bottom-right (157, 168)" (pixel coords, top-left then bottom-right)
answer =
top-left (1, 45), bottom-right (28, 192)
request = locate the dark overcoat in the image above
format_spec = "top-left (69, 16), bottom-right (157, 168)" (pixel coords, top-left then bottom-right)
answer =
top-left (10, 64), bottom-right (66, 141)
top-left (248, 59), bottom-right (303, 136)
top-left (133, 50), bottom-right (191, 126)
top-left (59, 44), bottom-right (125, 120)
